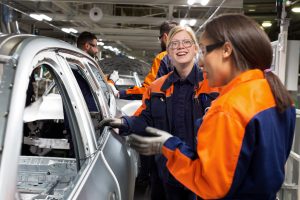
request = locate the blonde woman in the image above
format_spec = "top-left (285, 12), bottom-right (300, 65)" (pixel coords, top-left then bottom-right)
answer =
top-left (101, 25), bottom-right (219, 200)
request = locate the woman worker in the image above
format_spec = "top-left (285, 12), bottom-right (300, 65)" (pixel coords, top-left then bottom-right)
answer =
top-left (129, 14), bottom-right (296, 199)
top-left (101, 25), bottom-right (219, 199)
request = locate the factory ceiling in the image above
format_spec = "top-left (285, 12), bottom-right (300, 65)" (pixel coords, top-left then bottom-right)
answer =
top-left (1, 0), bottom-right (300, 63)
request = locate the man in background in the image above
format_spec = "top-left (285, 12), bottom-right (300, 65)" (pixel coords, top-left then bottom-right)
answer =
top-left (77, 31), bottom-right (99, 59)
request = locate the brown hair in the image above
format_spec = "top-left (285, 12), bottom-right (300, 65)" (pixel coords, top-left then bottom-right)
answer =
top-left (203, 13), bottom-right (292, 112)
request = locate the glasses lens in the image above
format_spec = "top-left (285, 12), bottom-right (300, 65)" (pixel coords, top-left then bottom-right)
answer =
top-left (169, 41), bottom-right (178, 49)
top-left (182, 40), bottom-right (193, 48)
top-left (169, 40), bottom-right (194, 50)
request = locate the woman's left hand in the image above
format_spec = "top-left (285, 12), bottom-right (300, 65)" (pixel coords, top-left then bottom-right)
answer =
top-left (128, 127), bottom-right (172, 155)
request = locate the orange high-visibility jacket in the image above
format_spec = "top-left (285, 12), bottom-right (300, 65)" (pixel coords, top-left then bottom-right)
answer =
top-left (162, 69), bottom-right (296, 199)
top-left (119, 51), bottom-right (172, 100)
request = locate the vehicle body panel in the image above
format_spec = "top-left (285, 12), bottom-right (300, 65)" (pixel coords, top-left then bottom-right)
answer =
top-left (0, 34), bottom-right (138, 200)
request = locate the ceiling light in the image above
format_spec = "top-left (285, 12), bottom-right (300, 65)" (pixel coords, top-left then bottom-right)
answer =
top-left (61, 28), bottom-right (78, 34)
top-left (200, 0), bottom-right (209, 6)
top-left (187, 0), bottom-right (195, 6)
top-left (29, 14), bottom-right (43, 21)
top-left (189, 19), bottom-right (197, 26)
top-left (40, 14), bottom-right (52, 21)
top-left (61, 28), bottom-right (71, 33)
top-left (29, 13), bottom-right (52, 21)
top-left (292, 7), bottom-right (300, 13)
top-left (128, 56), bottom-right (135, 59)
top-left (97, 42), bottom-right (104, 46)
top-left (262, 21), bottom-right (272, 28)
top-left (248, 9), bottom-right (256, 12)
top-left (180, 19), bottom-right (187, 26)
top-left (68, 28), bottom-right (78, 33)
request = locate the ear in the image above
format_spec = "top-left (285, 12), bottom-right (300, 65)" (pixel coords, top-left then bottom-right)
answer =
top-left (162, 33), bottom-right (168, 42)
top-left (222, 42), bottom-right (233, 58)
top-left (83, 42), bottom-right (89, 51)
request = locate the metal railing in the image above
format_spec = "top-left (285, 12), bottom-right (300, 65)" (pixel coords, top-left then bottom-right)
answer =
top-left (278, 109), bottom-right (300, 200)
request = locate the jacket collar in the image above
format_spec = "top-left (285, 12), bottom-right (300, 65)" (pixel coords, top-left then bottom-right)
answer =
top-left (220, 69), bottom-right (265, 96)
top-left (161, 63), bottom-right (203, 92)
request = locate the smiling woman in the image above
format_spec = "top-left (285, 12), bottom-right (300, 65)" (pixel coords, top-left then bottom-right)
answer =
top-left (166, 26), bottom-right (199, 79)
top-left (100, 25), bottom-right (220, 200)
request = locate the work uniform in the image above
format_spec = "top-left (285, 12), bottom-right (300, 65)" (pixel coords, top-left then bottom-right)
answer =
top-left (161, 69), bottom-right (296, 200)
top-left (119, 51), bottom-right (173, 100)
top-left (121, 65), bottom-right (219, 199)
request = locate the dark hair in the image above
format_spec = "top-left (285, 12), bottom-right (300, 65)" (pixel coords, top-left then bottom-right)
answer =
top-left (203, 14), bottom-right (292, 112)
top-left (77, 31), bottom-right (97, 48)
top-left (160, 20), bottom-right (179, 35)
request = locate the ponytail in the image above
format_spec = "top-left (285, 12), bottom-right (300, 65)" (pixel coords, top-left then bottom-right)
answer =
top-left (265, 72), bottom-right (293, 113)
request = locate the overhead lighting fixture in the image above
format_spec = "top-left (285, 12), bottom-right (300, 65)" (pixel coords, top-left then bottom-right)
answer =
top-left (200, 0), bottom-right (209, 6)
top-left (40, 14), bottom-right (52, 21)
top-left (189, 19), bottom-right (197, 26)
top-left (248, 9), bottom-right (256, 12)
top-left (68, 28), bottom-right (78, 33)
top-left (180, 19), bottom-right (197, 26)
top-left (262, 21), bottom-right (272, 28)
top-left (29, 14), bottom-right (43, 21)
top-left (187, 0), bottom-right (195, 6)
top-left (292, 7), bottom-right (300, 13)
top-left (128, 56), bottom-right (135, 59)
top-left (61, 28), bottom-right (78, 34)
top-left (97, 42), bottom-right (104, 46)
top-left (180, 19), bottom-right (187, 26)
top-left (286, 1), bottom-right (292, 6)
top-left (29, 13), bottom-right (52, 21)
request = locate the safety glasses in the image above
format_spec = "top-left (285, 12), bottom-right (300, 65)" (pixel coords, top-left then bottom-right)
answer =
top-left (198, 41), bottom-right (225, 59)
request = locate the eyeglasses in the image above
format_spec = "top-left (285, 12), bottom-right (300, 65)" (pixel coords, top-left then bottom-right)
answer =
top-left (168, 39), bottom-right (195, 50)
top-left (198, 42), bottom-right (225, 59)
top-left (89, 42), bottom-right (97, 48)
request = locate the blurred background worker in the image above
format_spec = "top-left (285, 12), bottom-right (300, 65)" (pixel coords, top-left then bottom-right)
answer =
top-left (107, 20), bottom-right (179, 194)
top-left (77, 31), bottom-right (99, 60)
top-left (128, 14), bottom-right (296, 200)
top-left (108, 20), bottom-right (178, 100)
top-left (101, 25), bottom-right (219, 200)
top-left (75, 31), bottom-right (99, 111)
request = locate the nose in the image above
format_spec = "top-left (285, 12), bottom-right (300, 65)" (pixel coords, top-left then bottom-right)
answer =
top-left (177, 41), bottom-right (185, 49)
top-left (198, 56), bottom-right (204, 68)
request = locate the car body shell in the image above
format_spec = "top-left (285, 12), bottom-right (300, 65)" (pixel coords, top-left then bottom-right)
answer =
top-left (0, 34), bottom-right (138, 200)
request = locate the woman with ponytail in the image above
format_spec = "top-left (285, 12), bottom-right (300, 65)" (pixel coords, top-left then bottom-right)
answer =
top-left (129, 14), bottom-right (296, 199)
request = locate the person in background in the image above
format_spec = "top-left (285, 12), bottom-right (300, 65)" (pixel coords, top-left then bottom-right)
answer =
top-left (77, 31), bottom-right (99, 59)
top-left (108, 20), bottom-right (179, 193)
top-left (108, 20), bottom-right (178, 100)
top-left (128, 14), bottom-right (296, 200)
top-left (101, 25), bottom-right (219, 200)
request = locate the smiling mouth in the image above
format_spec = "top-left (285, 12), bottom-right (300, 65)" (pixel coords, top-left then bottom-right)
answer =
top-left (176, 52), bottom-right (188, 56)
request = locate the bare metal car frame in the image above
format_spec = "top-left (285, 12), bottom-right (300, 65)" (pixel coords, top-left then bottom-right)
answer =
top-left (0, 34), bottom-right (138, 200)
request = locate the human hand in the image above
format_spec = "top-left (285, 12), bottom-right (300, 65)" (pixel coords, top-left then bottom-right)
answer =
top-left (108, 70), bottom-right (119, 84)
top-left (108, 82), bottom-right (119, 98)
top-left (128, 127), bottom-right (172, 155)
top-left (97, 118), bottom-right (125, 130)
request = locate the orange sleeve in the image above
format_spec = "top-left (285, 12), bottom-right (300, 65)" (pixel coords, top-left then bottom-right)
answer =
top-left (133, 87), bottom-right (151, 116)
top-left (162, 109), bottom-right (245, 199)
top-left (142, 51), bottom-right (168, 87)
